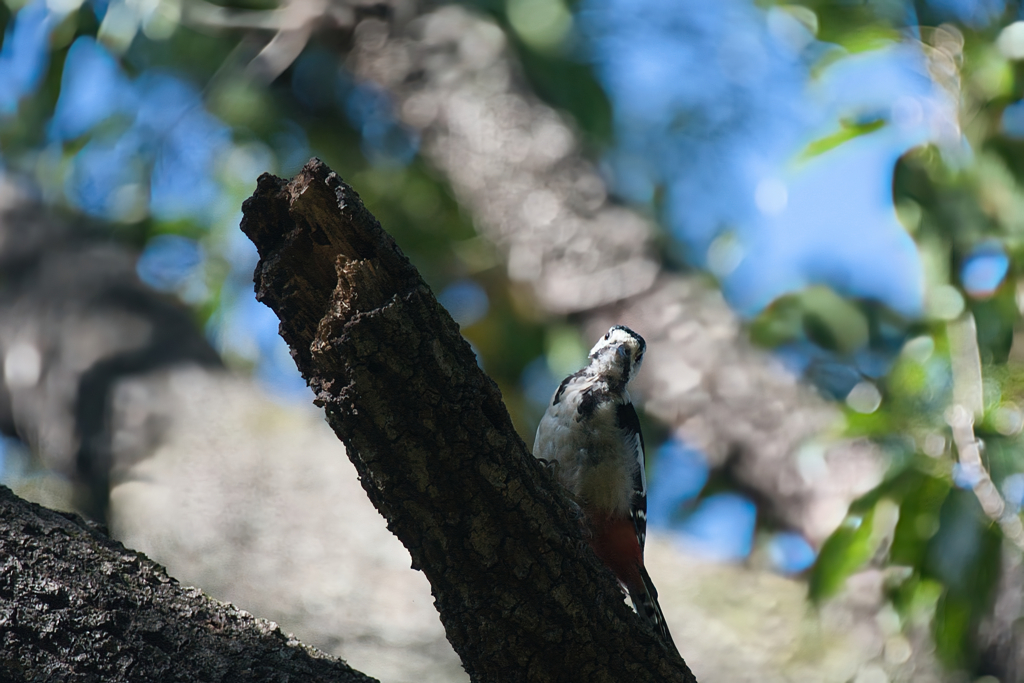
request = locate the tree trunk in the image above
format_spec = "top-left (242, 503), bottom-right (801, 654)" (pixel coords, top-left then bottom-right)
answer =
top-left (239, 157), bottom-right (696, 683)
top-left (0, 484), bottom-right (376, 683)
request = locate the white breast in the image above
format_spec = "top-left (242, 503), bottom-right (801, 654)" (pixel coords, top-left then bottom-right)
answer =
top-left (533, 380), bottom-right (636, 518)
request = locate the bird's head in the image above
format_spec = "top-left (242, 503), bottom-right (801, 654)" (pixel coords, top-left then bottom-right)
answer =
top-left (588, 325), bottom-right (646, 385)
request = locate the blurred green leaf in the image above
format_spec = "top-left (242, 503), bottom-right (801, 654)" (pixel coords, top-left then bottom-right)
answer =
top-left (925, 489), bottom-right (1003, 668)
top-left (849, 465), bottom-right (935, 516)
top-left (749, 285), bottom-right (871, 354)
top-left (843, 408), bottom-right (894, 437)
top-left (891, 574), bottom-right (944, 626)
top-left (889, 473), bottom-right (951, 568)
top-left (800, 286), bottom-right (870, 354)
top-left (813, 463), bottom-right (954, 603)
top-left (970, 289), bottom-right (1017, 364)
top-left (934, 591), bottom-right (975, 669)
top-left (799, 118), bottom-right (886, 161)
top-left (809, 503), bottom-right (878, 602)
top-left (749, 295), bottom-right (804, 348)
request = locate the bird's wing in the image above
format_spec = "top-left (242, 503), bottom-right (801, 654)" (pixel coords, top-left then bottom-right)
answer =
top-left (616, 401), bottom-right (647, 551)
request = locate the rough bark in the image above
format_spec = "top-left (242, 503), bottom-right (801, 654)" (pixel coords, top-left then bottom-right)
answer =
top-left (239, 158), bottom-right (696, 682)
top-left (0, 484), bottom-right (376, 683)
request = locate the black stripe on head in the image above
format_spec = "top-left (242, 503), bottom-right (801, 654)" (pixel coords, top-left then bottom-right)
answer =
top-left (610, 325), bottom-right (646, 355)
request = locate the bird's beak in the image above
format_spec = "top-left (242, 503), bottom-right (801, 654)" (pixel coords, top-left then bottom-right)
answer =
top-left (616, 346), bottom-right (629, 361)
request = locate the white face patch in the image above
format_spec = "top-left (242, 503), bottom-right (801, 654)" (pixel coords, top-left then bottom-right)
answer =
top-left (589, 327), bottom-right (643, 357)
top-left (588, 326), bottom-right (645, 385)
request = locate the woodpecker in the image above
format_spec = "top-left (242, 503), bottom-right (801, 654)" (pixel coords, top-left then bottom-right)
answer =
top-left (534, 325), bottom-right (676, 651)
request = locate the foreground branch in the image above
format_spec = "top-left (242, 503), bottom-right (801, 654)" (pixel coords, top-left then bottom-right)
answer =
top-left (239, 158), bottom-right (695, 682)
top-left (0, 485), bottom-right (375, 682)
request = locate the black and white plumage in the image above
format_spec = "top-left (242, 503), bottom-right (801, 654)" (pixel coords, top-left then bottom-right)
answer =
top-left (534, 325), bottom-right (676, 650)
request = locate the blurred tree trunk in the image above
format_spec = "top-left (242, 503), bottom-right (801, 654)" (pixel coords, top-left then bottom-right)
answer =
top-left (0, 183), bottom-right (222, 521)
top-left (347, 5), bottom-right (884, 546)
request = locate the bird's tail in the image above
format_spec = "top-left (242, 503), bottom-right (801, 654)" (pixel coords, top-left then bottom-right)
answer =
top-left (628, 565), bottom-right (678, 654)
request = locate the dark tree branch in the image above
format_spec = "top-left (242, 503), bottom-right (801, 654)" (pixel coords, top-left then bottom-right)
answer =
top-left (0, 485), bottom-right (376, 683)
top-left (239, 158), bottom-right (696, 682)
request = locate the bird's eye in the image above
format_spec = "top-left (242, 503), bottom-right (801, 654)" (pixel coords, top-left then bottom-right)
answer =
top-left (604, 332), bottom-right (610, 340)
